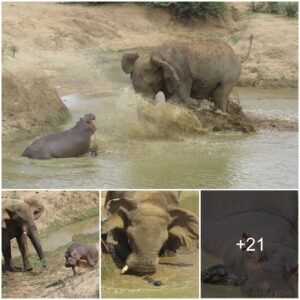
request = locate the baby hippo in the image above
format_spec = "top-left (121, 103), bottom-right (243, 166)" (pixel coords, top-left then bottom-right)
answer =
top-left (65, 243), bottom-right (99, 276)
top-left (22, 113), bottom-right (97, 159)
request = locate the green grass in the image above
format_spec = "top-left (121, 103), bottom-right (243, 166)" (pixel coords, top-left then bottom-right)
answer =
top-left (45, 111), bottom-right (71, 132)
top-left (101, 254), bottom-right (116, 281)
top-left (231, 32), bottom-right (243, 44)
top-left (41, 207), bottom-right (99, 237)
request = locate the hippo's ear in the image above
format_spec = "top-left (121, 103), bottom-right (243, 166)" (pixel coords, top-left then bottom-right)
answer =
top-left (101, 207), bottom-right (130, 235)
top-left (151, 56), bottom-right (180, 94)
top-left (122, 53), bottom-right (139, 74)
top-left (165, 206), bottom-right (199, 252)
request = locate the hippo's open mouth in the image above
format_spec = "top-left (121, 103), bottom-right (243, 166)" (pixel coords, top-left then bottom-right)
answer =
top-left (83, 113), bottom-right (97, 135)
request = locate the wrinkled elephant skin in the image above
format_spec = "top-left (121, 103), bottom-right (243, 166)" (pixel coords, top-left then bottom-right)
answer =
top-left (2, 198), bottom-right (46, 272)
top-left (122, 36), bottom-right (253, 112)
top-left (102, 191), bottom-right (199, 275)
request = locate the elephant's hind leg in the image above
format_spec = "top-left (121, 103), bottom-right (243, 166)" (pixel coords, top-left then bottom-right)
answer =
top-left (212, 82), bottom-right (235, 112)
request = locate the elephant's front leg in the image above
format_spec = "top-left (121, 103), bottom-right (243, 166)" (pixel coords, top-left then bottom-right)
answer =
top-left (2, 238), bottom-right (21, 272)
top-left (16, 231), bottom-right (32, 271)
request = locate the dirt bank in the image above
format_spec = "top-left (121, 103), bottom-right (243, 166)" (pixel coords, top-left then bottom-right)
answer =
top-left (2, 191), bottom-right (99, 233)
top-left (2, 3), bottom-right (298, 142)
top-left (2, 191), bottom-right (99, 298)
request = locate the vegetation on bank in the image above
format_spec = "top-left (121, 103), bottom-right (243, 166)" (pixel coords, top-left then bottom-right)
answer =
top-left (147, 2), bottom-right (228, 19)
top-left (249, 2), bottom-right (298, 17)
top-left (41, 207), bottom-right (99, 237)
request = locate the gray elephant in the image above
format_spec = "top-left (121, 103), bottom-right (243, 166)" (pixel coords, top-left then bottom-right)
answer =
top-left (2, 198), bottom-right (46, 271)
top-left (102, 191), bottom-right (198, 275)
top-left (122, 35), bottom-right (253, 112)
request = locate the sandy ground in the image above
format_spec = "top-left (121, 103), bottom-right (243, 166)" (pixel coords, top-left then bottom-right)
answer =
top-left (2, 191), bottom-right (99, 298)
top-left (2, 2), bottom-right (298, 142)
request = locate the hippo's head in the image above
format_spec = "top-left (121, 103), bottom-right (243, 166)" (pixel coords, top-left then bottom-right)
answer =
top-left (76, 113), bottom-right (97, 136)
top-left (235, 233), bottom-right (297, 297)
top-left (65, 254), bottom-right (77, 268)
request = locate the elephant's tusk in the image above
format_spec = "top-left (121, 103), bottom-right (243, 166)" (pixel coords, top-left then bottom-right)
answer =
top-left (121, 265), bottom-right (129, 274)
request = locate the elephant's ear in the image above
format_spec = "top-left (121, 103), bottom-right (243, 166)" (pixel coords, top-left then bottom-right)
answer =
top-left (166, 206), bottom-right (199, 252)
top-left (122, 53), bottom-right (139, 74)
top-left (106, 197), bottom-right (137, 215)
top-left (102, 207), bottom-right (130, 234)
top-left (151, 56), bottom-right (180, 94)
top-left (24, 198), bottom-right (45, 220)
top-left (2, 207), bottom-right (11, 228)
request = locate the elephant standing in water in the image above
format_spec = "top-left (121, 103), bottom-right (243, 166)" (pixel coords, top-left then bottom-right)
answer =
top-left (102, 191), bottom-right (199, 275)
top-left (2, 198), bottom-right (46, 271)
top-left (122, 35), bottom-right (253, 112)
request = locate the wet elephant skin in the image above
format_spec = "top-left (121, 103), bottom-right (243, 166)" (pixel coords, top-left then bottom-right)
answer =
top-left (201, 191), bottom-right (298, 298)
top-left (102, 191), bottom-right (199, 275)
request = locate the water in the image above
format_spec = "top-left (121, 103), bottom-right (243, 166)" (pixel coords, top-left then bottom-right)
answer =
top-left (101, 191), bottom-right (199, 298)
top-left (11, 217), bottom-right (99, 257)
top-left (2, 51), bottom-right (298, 189)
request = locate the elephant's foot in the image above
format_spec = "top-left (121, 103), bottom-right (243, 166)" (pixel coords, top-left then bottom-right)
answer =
top-left (4, 264), bottom-right (23, 272)
top-left (40, 258), bottom-right (47, 268)
top-left (24, 266), bottom-right (33, 272)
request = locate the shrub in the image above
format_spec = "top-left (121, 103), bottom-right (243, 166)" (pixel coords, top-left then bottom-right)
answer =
top-left (248, 2), bottom-right (298, 18)
top-left (147, 2), bottom-right (228, 19)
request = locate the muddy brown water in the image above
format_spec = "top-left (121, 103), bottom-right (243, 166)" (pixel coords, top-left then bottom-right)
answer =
top-left (11, 217), bottom-right (99, 258)
top-left (102, 191), bottom-right (199, 298)
top-left (2, 51), bottom-right (298, 189)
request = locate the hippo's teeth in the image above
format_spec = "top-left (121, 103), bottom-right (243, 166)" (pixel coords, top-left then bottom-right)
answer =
top-left (121, 265), bottom-right (129, 274)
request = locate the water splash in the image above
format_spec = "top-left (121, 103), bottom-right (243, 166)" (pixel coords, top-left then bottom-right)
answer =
top-left (112, 88), bottom-right (205, 139)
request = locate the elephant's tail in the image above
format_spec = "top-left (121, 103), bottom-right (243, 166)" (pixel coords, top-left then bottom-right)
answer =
top-left (241, 34), bottom-right (254, 63)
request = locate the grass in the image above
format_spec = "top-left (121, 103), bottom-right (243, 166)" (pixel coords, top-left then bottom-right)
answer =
top-left (101, 254), bottom-right (116, 281)
top-left (45, 111), bottom-right (71, 132)
top-left (231, 32), bottom-right (243, 44)
top-left (41, 207), bottom-right (99, 237)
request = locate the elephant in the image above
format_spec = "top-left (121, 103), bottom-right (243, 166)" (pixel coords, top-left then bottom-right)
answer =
top-left (65, 243), bottom-right (99, 276)
top-left (102, 191), bottom-right (199, 275)
top-left (22, 113), bottom-right (97, 159)
top-left (121, 35), bottom-right (253, 112)
top-left (2, 198), bottom-right (46, 271)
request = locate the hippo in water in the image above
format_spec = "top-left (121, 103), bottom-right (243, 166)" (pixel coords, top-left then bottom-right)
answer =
top-left (65, 243), bottom-right (99, 276)
top-left (201, 191), bottom-right (298, 297)
top-left (22, 114), bottom-right (96, 159)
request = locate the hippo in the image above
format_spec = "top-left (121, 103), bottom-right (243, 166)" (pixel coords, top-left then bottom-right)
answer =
top-left (22, 113), bottom-right (96, 159)
top-left (201, 191), bottom-right (298, 298)
top-left (65, 243), bottom-right (99, 276)
top-left (201, 264), bottom-right (242, 286)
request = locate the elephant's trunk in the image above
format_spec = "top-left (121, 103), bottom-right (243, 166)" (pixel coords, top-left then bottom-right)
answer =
top-left (27, 225), bottom-right (45, 261)
top-left (125, 252), bottom-right (158, 274)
